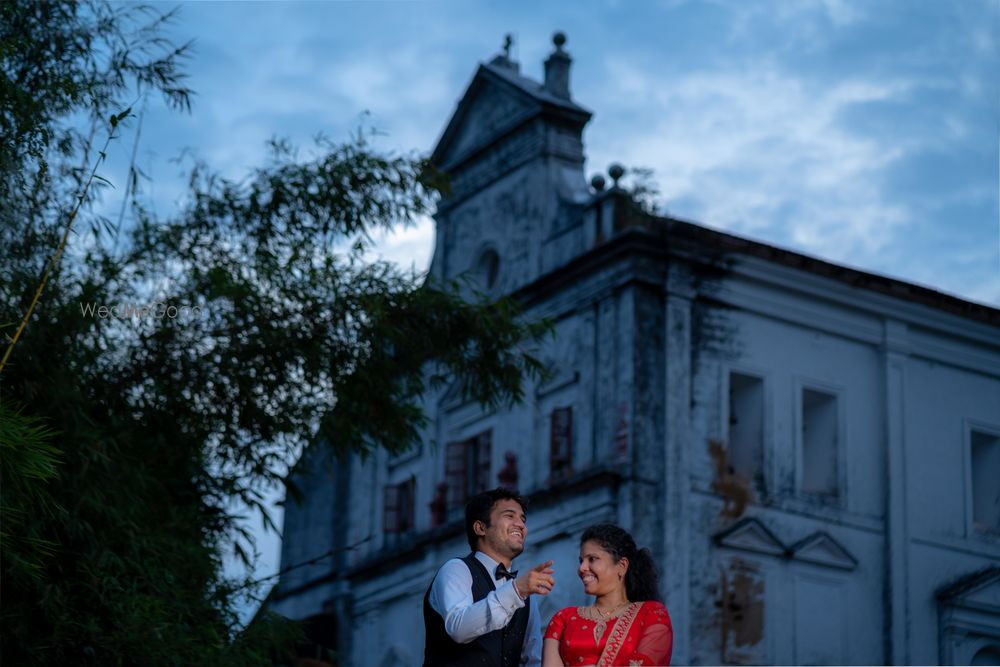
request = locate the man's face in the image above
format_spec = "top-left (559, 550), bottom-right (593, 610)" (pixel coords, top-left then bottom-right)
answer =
top-left (476, 499), bottom-right (527, 560)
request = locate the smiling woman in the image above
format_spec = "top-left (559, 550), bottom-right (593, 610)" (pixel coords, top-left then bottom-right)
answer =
top-left (543, 524), bottom-right (673, 666)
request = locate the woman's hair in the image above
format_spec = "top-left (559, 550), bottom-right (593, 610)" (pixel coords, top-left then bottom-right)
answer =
top-left (580, 523), bottom-right (661, 602)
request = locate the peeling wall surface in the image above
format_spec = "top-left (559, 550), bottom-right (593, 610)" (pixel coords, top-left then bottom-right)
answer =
top-left (269, 45), bottom-right (1000, 666)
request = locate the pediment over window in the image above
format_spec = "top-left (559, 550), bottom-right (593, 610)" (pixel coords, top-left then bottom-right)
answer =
top-left (937, 567), bottom-right (1000, 665)
top-left (536, 366), bottom-right (578, 399)
top-left (938, 566), bottom-right (1000, 612)
top-left (439, 377), bottom-right (466, 411)
top-left (788, 532), bottom-right (858, 571)
top-left (713, 517), bottom-right (786, 558)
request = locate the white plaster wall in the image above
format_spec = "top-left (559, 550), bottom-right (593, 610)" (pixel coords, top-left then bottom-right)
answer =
top-left (901, 346), bottom-right (1000, 664)
top-left (439, 159), bottom-right (564, 295)
top-left (274, 447), bottom-right (338, 611)
top-left (686, 298), bottom-right (889, 664)
top-left (904, 356), bottom-right (1000, 542)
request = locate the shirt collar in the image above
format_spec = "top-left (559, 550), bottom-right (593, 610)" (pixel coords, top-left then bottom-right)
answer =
top-left (475, 551), bottom-right (503, 580)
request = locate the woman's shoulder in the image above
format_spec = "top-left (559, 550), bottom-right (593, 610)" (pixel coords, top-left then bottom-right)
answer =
top-left (548, 606), bottom-right (587, 623)
top-left (544, 606), bottom-right (580, 637)
top-left (638, 600), bottom-right (670, 617)
top-left (552, 606), bottom-right (580, 618)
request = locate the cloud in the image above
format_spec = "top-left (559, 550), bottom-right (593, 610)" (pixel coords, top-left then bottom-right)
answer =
top-left (365, 215), bottom-right (436, 273)
top-left (131, 1), bottom-right (996, 312)
top-left (592, 60), bottom-right (911, 264)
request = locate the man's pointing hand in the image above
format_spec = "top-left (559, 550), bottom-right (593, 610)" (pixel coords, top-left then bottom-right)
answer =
top-left (514, 560), bottom-right (555, 598)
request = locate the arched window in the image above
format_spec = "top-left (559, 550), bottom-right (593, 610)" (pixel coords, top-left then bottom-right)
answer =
top-left (474, 248), bottom-right (500, 290)
top-left (971, 645), bottom-right (1000, 666)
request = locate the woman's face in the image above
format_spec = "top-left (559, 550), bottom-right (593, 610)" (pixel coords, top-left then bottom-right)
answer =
top-left (578, 539), bottom-right (628, 597)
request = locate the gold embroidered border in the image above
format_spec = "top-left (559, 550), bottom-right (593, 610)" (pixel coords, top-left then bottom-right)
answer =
top-left (597, 601), bottom-right (642, 667)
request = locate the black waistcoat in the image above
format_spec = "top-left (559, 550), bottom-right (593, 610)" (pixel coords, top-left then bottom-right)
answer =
top-left (423, 553), bottom-right (530, 667)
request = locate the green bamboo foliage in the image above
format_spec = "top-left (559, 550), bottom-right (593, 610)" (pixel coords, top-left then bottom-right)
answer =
top-left (1, 2), bottom-right (548, 664)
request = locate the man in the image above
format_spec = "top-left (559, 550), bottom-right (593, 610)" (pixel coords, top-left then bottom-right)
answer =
top-left (423, 488), bottom-right (556, 667)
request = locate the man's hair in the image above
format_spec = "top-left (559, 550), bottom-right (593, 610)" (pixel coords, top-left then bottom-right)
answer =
top-left (465, 488), bottom-right (527, 551)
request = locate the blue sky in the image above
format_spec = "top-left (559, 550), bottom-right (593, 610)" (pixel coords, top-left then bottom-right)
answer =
top-left (117, 0), bottom-right (998, 619)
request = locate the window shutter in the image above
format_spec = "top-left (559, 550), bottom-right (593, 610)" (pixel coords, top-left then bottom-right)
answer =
top-left (400, 477), bottom-right (415, 533)
top-left (550, 407), bottom-right (573, 474)
top-left (383, 483), bottom-right (400, 534)
top-left (445, 440), bottom-right (466, 508)
top-left (475, 430), bottom-right (492, 494)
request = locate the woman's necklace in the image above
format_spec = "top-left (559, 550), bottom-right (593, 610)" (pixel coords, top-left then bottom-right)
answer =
top-left (588, 600), bottom-right (630, 644)
top-left (593, 601), bottom-right (628, 618)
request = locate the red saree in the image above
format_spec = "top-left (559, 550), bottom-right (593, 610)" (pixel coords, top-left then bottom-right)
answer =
top-left (544, 601), bottom-right (673, 666)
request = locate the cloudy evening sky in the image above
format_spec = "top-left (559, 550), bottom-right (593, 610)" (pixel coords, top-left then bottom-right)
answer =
top-left (116, 0), bottom-right (998, 618)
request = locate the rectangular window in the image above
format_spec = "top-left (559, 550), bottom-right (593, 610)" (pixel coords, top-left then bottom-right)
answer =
top-left (383, 477), bottom-right (415, 534)
top-left (445, 430), bottom-right (492, 509)
top-left (801, 388), bottom-right (839, 498)
top-left (728, 372), bottom-right (764, 490)
top-left (550, 406), bottom-right (573, 480)
top-left (971, 430), bottom-right (1000, 533)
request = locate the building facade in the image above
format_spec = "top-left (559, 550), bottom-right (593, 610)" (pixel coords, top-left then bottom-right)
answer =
top-left (269, 36), bottom-right (1000, 666)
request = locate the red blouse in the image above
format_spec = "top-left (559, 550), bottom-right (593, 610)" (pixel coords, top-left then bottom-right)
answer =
top-left (544, 601), bottom-right (673, 666)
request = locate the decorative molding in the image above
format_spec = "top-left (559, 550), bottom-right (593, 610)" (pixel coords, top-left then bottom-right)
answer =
top-left (439, 378), bottom-right (466, 412)
top-left (439, 380), bottom-right (497, 426)
top-left (713, 517), bottom-right (786, 558)
top-left (729, 254), bottom-right (999, 339)
top-left (938, 566), bottom-right (1000, 612)
top-left (788, 532), bottom-right (858, 571)
top-left (536, 369), bottom-right (579, 398)
top-left (714, 519), bottom-right (860, 572)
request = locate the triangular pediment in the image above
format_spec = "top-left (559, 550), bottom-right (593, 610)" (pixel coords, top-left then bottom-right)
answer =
top-left (713, 517), bottom-right (786, 558)
top-left (938, 567), bottom-right (1000, 611)
top-left (963, 579), bottom-right (1000, 609)
top-left (432, 66), bottom-right (540, 171)
top-left (536, 362), bottom-right (579, 399)
top-left (431, 61), bottom-right (591, 172)
top-left (439, 377), bottom-right (469, 411)
top-left (788, 532), bottom-right (858, 570)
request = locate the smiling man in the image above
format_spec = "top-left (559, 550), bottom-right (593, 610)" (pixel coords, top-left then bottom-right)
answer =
top-left (423, 488), bottom-right (556, 667)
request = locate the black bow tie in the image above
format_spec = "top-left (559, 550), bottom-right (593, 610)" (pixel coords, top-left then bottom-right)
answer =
top-left (495, 563), bottom-right (518, 580)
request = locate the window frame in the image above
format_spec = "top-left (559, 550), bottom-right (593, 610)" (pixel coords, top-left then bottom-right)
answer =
top-left (444, 429), bottom-right (492, 510)
top-left (963, 419), bottom-right (1000, 538)
top-left (549, 405), bottom-right (574, 480)
top-left (793, 378), bottom-right (847, 505)
top-left (722, 366), bottom-right (770, 497)
top-left (383, 475), bottom-right (416, 536)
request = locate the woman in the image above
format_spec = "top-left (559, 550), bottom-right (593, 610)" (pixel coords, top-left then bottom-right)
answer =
top-left (543, 524), bottom-right (673, 666)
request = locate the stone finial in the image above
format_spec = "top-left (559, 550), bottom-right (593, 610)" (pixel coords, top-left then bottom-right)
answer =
top-left (591, 174), bottom-right (606, 192)
top-left (544, 31), bottom-right (572, 99)
top-left (608, 163), bottom-right (625, 188)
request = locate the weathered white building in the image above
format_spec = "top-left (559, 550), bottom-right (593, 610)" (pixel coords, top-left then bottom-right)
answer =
top-left (269, 35), bottom-right (1000, 666)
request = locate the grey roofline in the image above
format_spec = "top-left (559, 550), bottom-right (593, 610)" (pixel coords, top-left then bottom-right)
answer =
top-left (512, 201), bottom-right (1000, 329)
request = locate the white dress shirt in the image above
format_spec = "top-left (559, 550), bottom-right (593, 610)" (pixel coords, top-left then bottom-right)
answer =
top-left (428, 551), bottom-right (542, 666)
